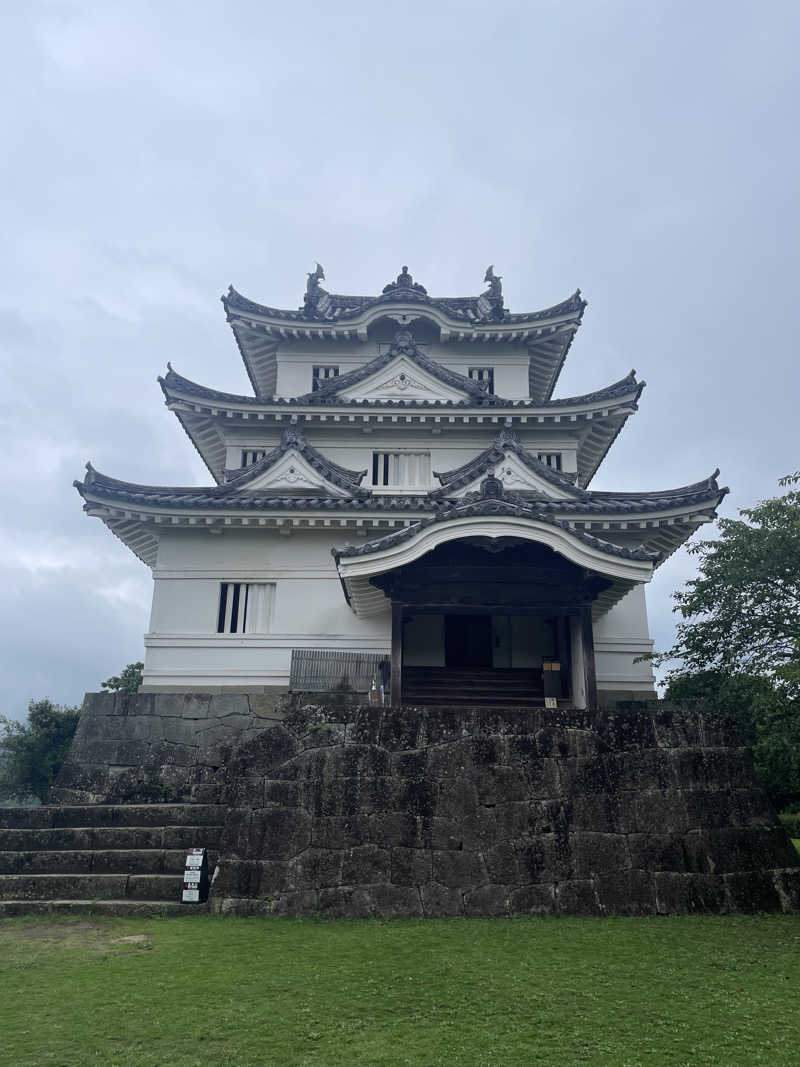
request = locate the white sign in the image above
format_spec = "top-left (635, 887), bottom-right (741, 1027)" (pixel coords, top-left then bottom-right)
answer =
top-left (182, 888), bottom-right (200, 903)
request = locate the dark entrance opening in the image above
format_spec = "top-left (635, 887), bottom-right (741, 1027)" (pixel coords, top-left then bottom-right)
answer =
top-left (445, 614), bottom-right (492, 668)
top-left (375, 539), bottom-right (609, 708)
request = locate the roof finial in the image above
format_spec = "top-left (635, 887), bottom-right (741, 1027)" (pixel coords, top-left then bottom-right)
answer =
top-left (382, 266), bottom-right (428, 297)
top-left (303, 262), bottom-right (327, 318)
top-left (479, 265), bottom-right (504, 322)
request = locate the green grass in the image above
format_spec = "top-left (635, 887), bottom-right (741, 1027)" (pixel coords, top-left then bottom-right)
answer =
top-left (2, 914), bottom-right (800, 1065)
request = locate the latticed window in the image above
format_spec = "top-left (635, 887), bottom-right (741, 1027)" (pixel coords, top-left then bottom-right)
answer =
top-left (537, 453), bottom-right (562, 470)
top-left (468, 367), bottom-right (494, 394)
top-left (217, 583), bottom-right (275, 634)
top-left (312, 365), bottom-right (339, 391)
top-left (240, 449), bottom-right (266, 467)
top-left (371, 451), bottom-right (431, 489)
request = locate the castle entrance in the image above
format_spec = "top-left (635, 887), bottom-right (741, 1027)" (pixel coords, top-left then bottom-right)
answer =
top-left (369, 539), bottom-right (609, 709)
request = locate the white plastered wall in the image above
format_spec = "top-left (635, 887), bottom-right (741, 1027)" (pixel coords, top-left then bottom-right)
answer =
top-left (143, 528), bottom-right (390, 690)
top-left (221, 426), bottom-right (580, 486)
top-left (274, 340), bottom-right (533, 402)
top-left (141, 524), bottom-right (655, 699)
top-left (592, 584), bottom-right (656, 695)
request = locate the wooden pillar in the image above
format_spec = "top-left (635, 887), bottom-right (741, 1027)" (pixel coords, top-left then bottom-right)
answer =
top-left (581, 604), bottom-right (598, 709)
top-left (391, 601), bottom-right (403, 708)
top-left (584, 610), bottom-right (597, 708)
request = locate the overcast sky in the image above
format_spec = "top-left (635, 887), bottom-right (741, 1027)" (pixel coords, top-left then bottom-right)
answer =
top-left (1, 1), bottom-right (798, 718)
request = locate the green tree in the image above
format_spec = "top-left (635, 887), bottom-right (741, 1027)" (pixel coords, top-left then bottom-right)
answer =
top-left (101, 662), bottom-right (143, 694)
top-left (0, 699), bottom-right (81, 803)
top-left (657, 474), bottom-right (800, 682)
top-left (664, 670), bottom-right (800, 809)
top-left (657, 475), bottom-right (800, 809)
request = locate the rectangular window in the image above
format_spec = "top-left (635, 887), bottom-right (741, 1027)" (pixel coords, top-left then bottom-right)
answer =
top-left (217, 582), bottom-right (275, 634)
top-left (241, 449), bottom-right (266, 467)
top-left (468, 367), bottom-right (494, 394)
top-left (537, 453), bottom-right (562, 471)
top-left (312, 365), bottom-right (339, 391)
top-left (371, 451), bottom-right (431, 488)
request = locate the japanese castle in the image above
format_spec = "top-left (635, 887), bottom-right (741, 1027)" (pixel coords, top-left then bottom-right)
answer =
top-left (75, 265), bottom-right (726, 707)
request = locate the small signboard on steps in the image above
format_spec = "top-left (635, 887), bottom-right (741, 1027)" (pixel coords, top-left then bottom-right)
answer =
top-left (181, 848), bottom-right (209, 904)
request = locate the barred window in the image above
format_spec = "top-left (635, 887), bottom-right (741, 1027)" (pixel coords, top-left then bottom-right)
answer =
top-left (371, 451), bottom-right (431, 488)
top-left (217, 583), bottom-right (275, 634)
top-left (537, 453), bottom-right (562, 471)
top-left (312, 365), bottom-right (339, 391)
top-left (241, 449), bottom-right (266, 467)
top-left (468, 367), bottom-right (494, 394)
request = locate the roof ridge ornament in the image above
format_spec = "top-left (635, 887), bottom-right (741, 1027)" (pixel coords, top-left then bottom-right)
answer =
top-left (478, 265), bottom-right (505, 323)
top-left (302, 262), bottom-right (331, 319)
top-left (381, 266), bottom-right (428, 298)
top-left (388, 329), bottom-right (418, 356)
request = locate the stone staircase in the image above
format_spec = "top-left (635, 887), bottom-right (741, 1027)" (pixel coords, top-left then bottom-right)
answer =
top-left (402, 666), bottom-right (564, 707)
top-left (0, 803), bottom-right (226, 916)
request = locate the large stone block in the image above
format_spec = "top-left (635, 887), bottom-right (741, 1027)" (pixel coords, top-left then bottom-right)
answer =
top-left (49, 697), bottom-right (800, 917)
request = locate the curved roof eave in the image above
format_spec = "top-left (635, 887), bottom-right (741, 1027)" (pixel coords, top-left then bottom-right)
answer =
top-left (333, 514), bottom-right (654, 619)
top-left (158, 365), bottom-right (642, 415)
top-left (222, 284), bottom-right (586, 331)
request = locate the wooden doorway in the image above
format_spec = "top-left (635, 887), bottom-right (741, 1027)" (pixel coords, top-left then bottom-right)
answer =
top-left (444, 614), bottom-right (492, 668)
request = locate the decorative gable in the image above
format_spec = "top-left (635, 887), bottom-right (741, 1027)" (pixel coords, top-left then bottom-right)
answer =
top-left (223, 425), bottom-right (368, 498)
top-left (242, 449), bottom-right (351, 496)
top-left (432, 429), bottom-right (585, 503)
top-left (337, 355), bottom-right (471, 403)
top-left (449, 450), bottom-right (574, 500)
top-left (297, 329), bottom-right (499, 405)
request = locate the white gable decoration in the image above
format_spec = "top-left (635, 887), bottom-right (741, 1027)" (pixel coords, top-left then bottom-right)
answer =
top-left (448, 451), bottom-right (574, 500)
top-left (242, 450), bottom-right (351, 496)
top-left (337, 356), bottom-right (471, 403)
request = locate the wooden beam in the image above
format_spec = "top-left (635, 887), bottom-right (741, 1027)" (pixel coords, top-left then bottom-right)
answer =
top-left (391, 602), bottom-right (403, 708)
top-left (581, 604), bottom-right (598, 709)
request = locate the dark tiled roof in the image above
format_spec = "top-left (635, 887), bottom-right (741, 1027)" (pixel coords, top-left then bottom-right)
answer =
top-left (74, 466), bottom-right (434, 510)
top-left (295, 329), bottom-right (499, 405)
top-left (333, 476), bottom-right (657, 563)
top-left (432, 428), bottom-right (586, 498)
top-left (159, 366), bottom-right (264, 405)
top-left (544, 370), bottom-right (643, 407)
top-left (223, 425), bottom-right (368, 496)
top-left (222, 272), bottom-right (586, 328)
top-left (75, 462), bottom-right (726, 517)
top-left (160, 362), bottom-right (641, 413)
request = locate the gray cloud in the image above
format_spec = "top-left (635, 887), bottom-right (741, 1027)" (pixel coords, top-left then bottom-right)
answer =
top-left (1, 1), bottom-right (798, 716)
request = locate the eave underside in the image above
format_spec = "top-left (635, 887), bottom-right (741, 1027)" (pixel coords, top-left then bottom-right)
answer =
top-left (161, 369), bottom-right (643, 490)
top-left (76, 470), bottom-right (726, 593)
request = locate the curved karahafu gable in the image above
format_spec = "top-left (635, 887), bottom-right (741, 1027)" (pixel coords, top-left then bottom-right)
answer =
top-left (222, 265), bottom-right (587, 402)
top-left (333, 475), bottom-right (657, 619)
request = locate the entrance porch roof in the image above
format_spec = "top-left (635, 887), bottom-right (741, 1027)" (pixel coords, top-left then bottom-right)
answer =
top-left (333, 477), bottom-right (656, 619)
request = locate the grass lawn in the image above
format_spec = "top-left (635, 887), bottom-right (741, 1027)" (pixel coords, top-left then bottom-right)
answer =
top-left (2, 914), bottom-right (799, 1066)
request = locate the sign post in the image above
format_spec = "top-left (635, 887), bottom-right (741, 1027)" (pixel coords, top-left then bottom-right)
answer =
top-left (182, 847), bottom-right (210, 904)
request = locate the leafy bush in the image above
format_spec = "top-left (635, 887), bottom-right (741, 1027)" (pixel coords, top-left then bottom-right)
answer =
top-left (101, 662), bottom-right (143, 694)
top-left (0, 699), bottom-right (80, 803)
top-left (779, 811), bottom-right (800, 837)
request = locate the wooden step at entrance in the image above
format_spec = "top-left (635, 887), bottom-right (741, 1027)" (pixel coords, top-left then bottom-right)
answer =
top-left (0, 803), bottom-right (225, 917)
top-left (401, 666), bottom-right (566, 707)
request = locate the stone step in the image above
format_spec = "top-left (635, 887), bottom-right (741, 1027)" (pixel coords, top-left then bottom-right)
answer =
top-left (0, 804), bottom-right (227, 830)
top-left (0, 825), bottom-right (223, 852)
top-left (0, 873), bottom-right (186, 902)
top-left (0, 850), bottom-right (219, 876)
top-left (402, 692), bottom-right (558, 707)
top-left (0, 899), bottom-right (209, 918)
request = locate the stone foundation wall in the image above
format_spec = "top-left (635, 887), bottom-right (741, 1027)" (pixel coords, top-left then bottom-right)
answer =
top-left (211, 703), bottom-right (800, 917)
top-left (50, 691), bottom-right (286, 805)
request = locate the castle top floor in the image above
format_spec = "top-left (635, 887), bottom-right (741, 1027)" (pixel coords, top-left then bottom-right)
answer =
top-left (222, 265), bottom-right (587, 403)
